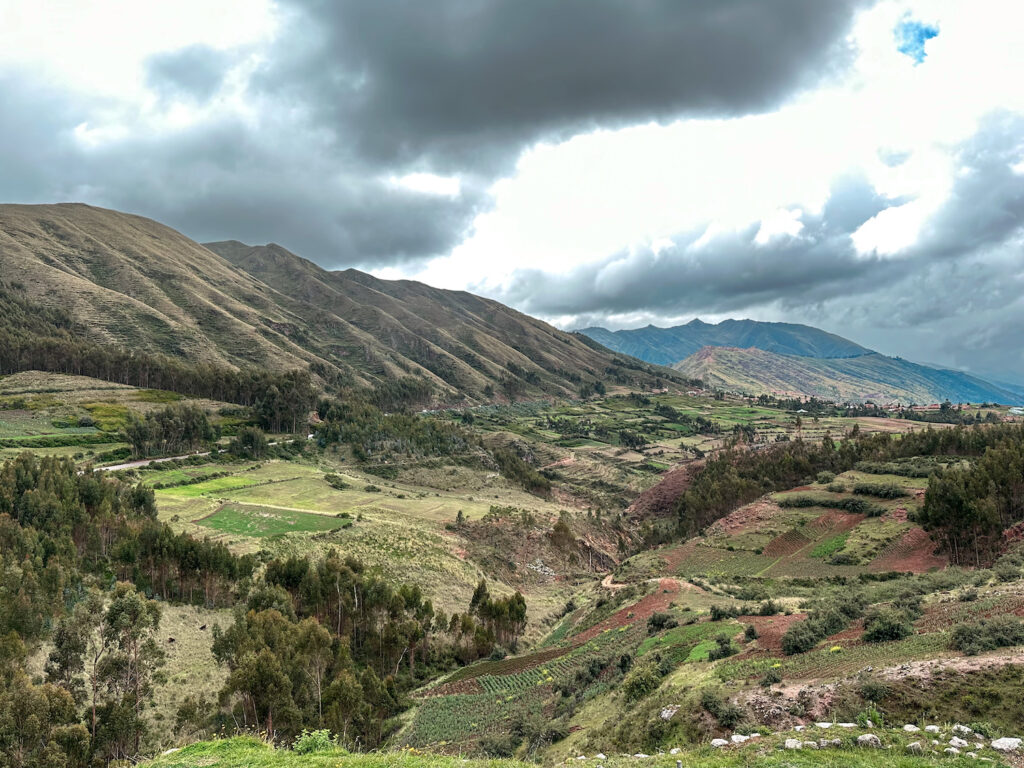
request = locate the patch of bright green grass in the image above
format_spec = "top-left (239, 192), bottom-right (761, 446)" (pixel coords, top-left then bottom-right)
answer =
top-left (195, 504), bottom-right (352, 537)
top-left (811, 533), bottom-right (849, 559)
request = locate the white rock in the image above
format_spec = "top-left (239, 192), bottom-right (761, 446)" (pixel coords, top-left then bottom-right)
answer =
top-left (925, 725), bottom-right (941, 733)
top-left (975, 742), bottom-right (984, 749)
top-left (953, 725), bottom-right (974, 737)
top-left (710, 740), bottom-right (729, 749)
top-left (950, 737), bottom-right (969, 748)
top-left (967, 752), bottom-right (978, 758)
top-left (857, 734), bottom-right (882, 748)
top-left (576, 757), bottom-right (587, 761)
top-left (838, 722), bottom-right (857, 728)
top-left (784, 738), bottom-right (802, 750)
top-left (595, 755), bottom-right (607, 761)
top-left (660, 706), bottom-right (680, 721)
top-left (945, 747), bottom-right (960, 756)
top-left (819, 738), bottom-right (842, 748)
top-left (992, 738), bottom-right (1022, 752)
top-left (903, 724), bottom-right (921, 732)
top-left (632, 754), bottom-right (649, 759)
top-left (906, 742), bottom-right (924, 754)
top-left (865, 720), bottom-right (875, 729)
top-left (794, 725), bottom-right (805, 732)
top-left (816, 722), bottom-right (833, 729)
top-left (802, 741), bottom-right (818, 749)
top-left (669, 748), bottom-right (680, 755)
top-left (932, 740), bottom-right (940, 745)
top-left (731, 735), bottom-right (749, 744)
top-left (161, 749), bottom-right (181, 756)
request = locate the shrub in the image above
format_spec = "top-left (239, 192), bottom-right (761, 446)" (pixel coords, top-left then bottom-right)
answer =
top-left (950, 617), bottom-right (1024, 655)
top-left (708, 635), bottom-right (737, 661)
top-left (760, 667), bottom-right (782, 688)
top-left (293, 729), bottom-right (340, 754)
top-left (862, 609), bottom-right (913, 643)
top-left (710, 604), bottom-right (740, 621)
top-left (757, 599), bottom-right (781, 616)
top-left (853, 482), bottom-right (907, 499)
top-left (647, 612), bottom-right (678, 634)
top-left (700, 689), bottom-right (744, 729)
top-left (817, 471), bottom-right (836, 484)
top-left (622, 659), bottom-right (662, 702)
top-left (744, 624), bottom-right (758, 641)
top-left (827, 482), bottom-right (847, 493)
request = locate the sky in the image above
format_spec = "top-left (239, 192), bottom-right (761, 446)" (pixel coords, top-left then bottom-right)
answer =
top-left (2, 1), bottom-right (1024, 382)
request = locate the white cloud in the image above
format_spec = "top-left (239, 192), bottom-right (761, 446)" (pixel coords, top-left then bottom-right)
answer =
top-left (408, 0), bottom-right (1024, 298)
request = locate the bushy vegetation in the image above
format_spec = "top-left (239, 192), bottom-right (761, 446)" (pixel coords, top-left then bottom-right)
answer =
top-left (778, 494), bottom-right (886, 517)
top-left (949, 616), bottom-right (1024, 655)
top-left (853, 482), bottom-right (907, 499)
top-left (781, 594), bottom-right (866, 655)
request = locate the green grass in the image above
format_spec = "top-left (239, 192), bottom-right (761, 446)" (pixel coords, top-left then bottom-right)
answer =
top-left (811, 533), bottom-right (849, 559)
top-left (140, 736), bottom-right (998, 768)
top-left (195, 504), bottom-right (352, 537)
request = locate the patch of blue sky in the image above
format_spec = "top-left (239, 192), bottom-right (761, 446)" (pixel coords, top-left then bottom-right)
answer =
top-left (895, 18), bottom-right (939, 64)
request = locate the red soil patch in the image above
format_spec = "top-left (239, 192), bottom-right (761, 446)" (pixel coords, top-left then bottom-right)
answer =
top-left (739, 613), bottom-right (807, 653)
top-left (804, 511), bottom-right (864, 537)
top-left (825, 618), bottom-right (865, 643)
top-left (572, 579), bottom-right (681, 645)
top-left (660, 540), bottom-right (699, 574)
top-left (420, 677), bottom-right (484, 697)
top-left (762, 529), bottom-right (812, 558)
top-left (541, 456), bottom-right (575, 470)
top-left (869, 527), bottom-right (947, 573)
top-left (916, 594), bottom-right (1024, 633)
top-left (706, 498), bottom-right (782, 537)
top-left (891, 507), bottom-right (909, 522)
top-left (625, 461), bottom-right (703, 520)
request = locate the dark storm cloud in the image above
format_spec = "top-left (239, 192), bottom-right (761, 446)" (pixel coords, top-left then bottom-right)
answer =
top-left (267, 0), bottom-right (869, 172)
top-left (146, 45), bottom-right (231, 102)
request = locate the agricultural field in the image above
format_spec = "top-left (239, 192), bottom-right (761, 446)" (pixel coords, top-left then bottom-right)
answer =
top-left (0, 370), bottom-right (236, 461)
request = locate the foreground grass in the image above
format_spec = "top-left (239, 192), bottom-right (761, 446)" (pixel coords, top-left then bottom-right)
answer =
top-left (141, 737), bottom-right (997, 768)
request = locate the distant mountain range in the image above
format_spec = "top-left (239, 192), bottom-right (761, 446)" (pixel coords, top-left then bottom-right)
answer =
top-left (580, 319), bottom-right (870, 366)
top-left (0, 203), bottom-right (674, 403)
top-left (582, 321), bottom-right (1024, 404)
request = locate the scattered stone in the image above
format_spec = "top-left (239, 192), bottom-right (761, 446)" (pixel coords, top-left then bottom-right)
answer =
top-left (975, 742), bottom-right (984, 750)
top-left (903, 725), bottom-right (921, 733)
top-left (950, 737), bottom-right (969, 749)
top-left (925, 725), bottom-right (941, 734)
top-left (945, 747), bottom-right (960, 756)
top-left (819, 738), bottom-right (842, 749)
top-left (865, 720), bottom-right (875, 729)
top-left (802, 741), bottom-right (818, 749)
top-left (160, 749), bottom-right (181, 756)
top-left (967, 752), bottom-right (978, 758)
top-left (838, 723), bottom-right (857, 728)
top-left (710, 740), bottom-right (729, 749)
top-left (660, 706), bottom-right (680, 721)
top-left (906, 742), bottom-right (924, 754)
top-left (576, 756), bottom-right (586, 761)
top-left (816, 722), bottom-right (833, 729)
top-left (595, 755), bottom-right (607, 761)
top-left (953, 725), bottom-right (974, 737)
top-left (669, 748), bottom-right (680, 755)
top-left (730, 735), bottom-right (749, 744)
top-left (857, 734), bottom-right (882, 749)
top-left (932, 740), bottom-right (940, 746)
top-left (784, 738), bottom-right (802, 750)
top-left (632, 754), bottom-right (649, 759)
top-left (992, 738), bottom-right (1022, 752)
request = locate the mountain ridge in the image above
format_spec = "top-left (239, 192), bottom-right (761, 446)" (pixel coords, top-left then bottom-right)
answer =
top-left (675, 345), bottom-right (1022, 404)
top-left (0, 203), bottom-right (674, 403)
top-left (580, 318), bottom-right (872, 365)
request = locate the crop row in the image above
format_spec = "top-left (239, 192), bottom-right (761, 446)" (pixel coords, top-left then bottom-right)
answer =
top-left (715, 631), bottom-right (949, 682)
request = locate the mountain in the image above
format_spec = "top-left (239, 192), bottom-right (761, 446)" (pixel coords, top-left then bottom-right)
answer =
top-left (674, 346), bottom-right (1022, 404)
top-left (580, 319), bottom-right (871, 366)
top-left (0, 203), bottom-right (672, 402)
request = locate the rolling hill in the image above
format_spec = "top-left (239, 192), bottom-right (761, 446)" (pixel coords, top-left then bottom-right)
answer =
top-left (0, 203), bottom-right (674, 402)
top-left (674, 346), bottom-right (1022, 404)
top-left (580, 319), bottom-right (871, 366)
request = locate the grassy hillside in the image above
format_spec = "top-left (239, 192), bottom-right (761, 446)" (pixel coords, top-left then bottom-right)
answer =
top-left (0, 203), bottom-right (675, 404)
top-left (581, 319), bottom-right (871, 366)
top-left (673, 347), bottom-right (1020, 404)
